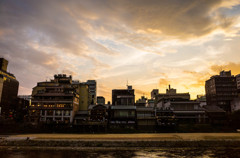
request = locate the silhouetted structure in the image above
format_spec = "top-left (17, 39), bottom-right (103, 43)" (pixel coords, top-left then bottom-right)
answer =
top-left (97, 96), bottom-right (105, 105)
top-left (205, 71), bottom-right (237, 112)
top-left (15, 97), bottom-right (29, 122)
top-left (136, 96), bottom-right (147, 107)
top-left (89, 104), bottom-right (108, 121)
top-left (72, 81), bottom-right (90, 111)
top-left (136, 107), bottom-right (156, 130)
top-left (0, 58), bottom-right (19, 119)
top-left (236, 74), bottom-right (240, 96)
top-left (112, 85), bottom-right (135, 106)
top-left (151, 89), bottom-right (159, 99)
top-left (157, 99), bottom-right (206, 124)
top-left (203, 105), bottom-right (226, 125)
top-left (109, 105), bottom-right (136, 129)
top-left (155, 85), bottom-right (190, 105)
top-left (30, 74), bottom-right (79, 125)
top-left (84, 80), bottom-right (97, 105)
top-left (18, 95), bottom-right (31, 102)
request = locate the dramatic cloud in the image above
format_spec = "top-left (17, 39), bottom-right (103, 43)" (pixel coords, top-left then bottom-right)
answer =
top-left (0, 0), bottom-right (240, 101)
top-left (211, 62), bottom-right (240, 75)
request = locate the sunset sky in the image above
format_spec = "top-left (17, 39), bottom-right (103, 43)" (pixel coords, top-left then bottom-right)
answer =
top-left (1, 0), bottom-right (240, 102)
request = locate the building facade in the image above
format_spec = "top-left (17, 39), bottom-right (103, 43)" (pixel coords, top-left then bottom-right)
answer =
top-left (205, 71), bottom-right (237, 112)
top-left (136, 96), bottom-right (147, 107)
top-left (236, 74), bottom-right (240, 97)
top-left (109, 105), bottom-right (136, 128)
top-left (30, 74), bottom-right (79, 125)
top-left (85, 80), bottom-right (97, 105)
top-left (0, 58), bottom-right (19, 119)
top-left (72, 81), bottom-right (90, 111)
top-left (151, 89), bottom-right (159, 99)
top-left (112, 85), bottom-right (135, 106)
top-left (155, 85), bottom-right (190, 105)
top-left (97, 96), bottom-right (105, 105)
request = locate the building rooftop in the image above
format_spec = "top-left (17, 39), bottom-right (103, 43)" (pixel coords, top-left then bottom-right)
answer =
top-left (204, 105), bottom-right (226, 113)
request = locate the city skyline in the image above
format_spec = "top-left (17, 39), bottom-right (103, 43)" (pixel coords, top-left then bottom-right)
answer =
top-left (1, 1), bottom-right (240, 102)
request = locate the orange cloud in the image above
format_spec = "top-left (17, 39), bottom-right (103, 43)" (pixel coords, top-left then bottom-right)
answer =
top-left (211, 62), bottom-right (240, 75)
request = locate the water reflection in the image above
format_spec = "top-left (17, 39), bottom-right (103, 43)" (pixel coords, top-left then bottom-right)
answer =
top-left (1, 148), bottom-right (240, 158)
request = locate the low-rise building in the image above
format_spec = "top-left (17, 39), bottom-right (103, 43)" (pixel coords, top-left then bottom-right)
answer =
top-left (136, 107), bottom-right (156, 130)
top-left (203, 105), bottom-right (226, 125)
top-left (136, 96), bottom-right (147, 107)
top-left (155, 85), bottom-right (190, 105)
top-left (30, 74), bottom-right (79, 125)
top-left (157, 99), bottom-right (206, 124)
top-left (147, 99), bottom-right (155, 107)
top-left (109, 105), bottom-right (136, 128)
top-left (112, 85), bottom-right (135, 106)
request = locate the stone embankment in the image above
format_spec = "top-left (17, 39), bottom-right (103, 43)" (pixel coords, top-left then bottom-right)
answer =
top-left (1, 139), bottom-right (240, 148)
top-left (1, 133), bottom-right (240, 148)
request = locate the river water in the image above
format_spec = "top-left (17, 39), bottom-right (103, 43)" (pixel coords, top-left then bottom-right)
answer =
top-left (1, 147), bottom-right (240, 158)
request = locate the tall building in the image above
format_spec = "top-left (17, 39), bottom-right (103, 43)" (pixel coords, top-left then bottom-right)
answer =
top-left (205, 70), bottom-right (237, 112)
top-left (112, 85), bottom-right (135, 106)
top-left (77, 83), bottom-right (90, 111)
top-left (84, 80), bottom-right (97, 105)
top-left (0, 58), bottom-right (19, 119)
top-left (30, 74), bottom-right (79, 124)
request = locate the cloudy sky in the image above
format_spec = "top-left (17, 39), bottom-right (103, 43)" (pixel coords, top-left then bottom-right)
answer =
top-left (1, 0), bottom-right (240, 102)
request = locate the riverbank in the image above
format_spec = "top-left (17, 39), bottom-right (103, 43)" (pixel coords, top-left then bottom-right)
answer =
top-left (1, 133), bottom-right (240, 148)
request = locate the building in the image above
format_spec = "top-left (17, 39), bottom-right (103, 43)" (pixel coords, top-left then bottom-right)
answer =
top-left (97, 96), bottom-right (105, 105)
top-left (87, 104), bottom-right (108, 131)
top-left (0, 58), bottom-right (19, 119)
top-left (203, 105), bottom-right (226, 125)
top-left (236, 74), bottom-right (240, 96)
top-left (155, 85), bottom-right (190, 105)
top-left (205, 70), bottom-right (237, 112)
top-left (135, 96), bottom-right (147, 107)
top-left (151, 89), bottom-right (159, 99)
top-left (112, 85), bottom-right (135, 106)
top-left (72, 81), bottom-right (90, 111)
top-left (89, 104), bottom-right (108, 122)
top-left (84, 80), bottom-right (97, 105)
top-left (15, 97), bottom-right (30, 122)
top-left (231, 98), bottom-right (240, 112)
top-left (136, 107), bottom-right (156, 130)
top-left (18, 95), bottom-right (31, 102)
top-left (147, 99), bottom-right (155, 107)
top-left (157, 99), bottom-right (206, 124)
top-left (156, 108), bottom-right (175, 127)
top-left (30, 74), bottom-right (79, 125)
top-left (196, 95), bottom-right (207, 107)
top-left (109, 105), bottom-right (136, 129)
